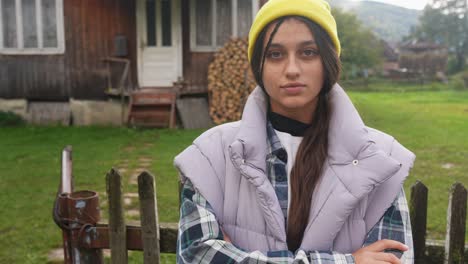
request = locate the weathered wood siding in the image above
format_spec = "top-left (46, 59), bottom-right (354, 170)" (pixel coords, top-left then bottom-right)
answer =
top-left (0, 0), bottom-right (137, 100)
top-left (0, 56), bottom-right (67, 99)
top-left (181, 0), bottom-right (211, 92)
top-left (181, 0), bottom-right (267, 93)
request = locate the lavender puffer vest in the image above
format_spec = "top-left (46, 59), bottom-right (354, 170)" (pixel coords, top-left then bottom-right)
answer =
top-left (174, 84), bottom-right (415, 253)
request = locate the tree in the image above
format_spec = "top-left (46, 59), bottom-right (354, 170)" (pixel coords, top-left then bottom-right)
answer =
top-left (332, 8), bottom-right (384, 79)
top-left (410, 0), bottom-right (467, 72)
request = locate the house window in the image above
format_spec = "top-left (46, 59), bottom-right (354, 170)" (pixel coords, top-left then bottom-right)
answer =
top-left (145, 0), bottom-right (172, 47)
top-left (191, 0), bottom-right (259, 52)
top-left (0, 0), bottom-right (64, 54)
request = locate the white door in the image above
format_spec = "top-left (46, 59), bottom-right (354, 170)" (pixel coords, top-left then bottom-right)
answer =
top-left (137, 0), bottom-right (182, 87)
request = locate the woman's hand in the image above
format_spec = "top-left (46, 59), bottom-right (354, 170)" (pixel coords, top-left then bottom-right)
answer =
top-left (221, 228), bottom-right (232, 243)
top-left (352, 239), bottom-right (408, 264)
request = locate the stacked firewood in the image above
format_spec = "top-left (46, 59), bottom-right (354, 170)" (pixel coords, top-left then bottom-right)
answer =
top-left (208, 38), bottom-right (257, 124)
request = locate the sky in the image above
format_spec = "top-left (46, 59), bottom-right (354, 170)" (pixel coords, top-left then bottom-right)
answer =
top-left (352, 0), bottom-right (430, 10)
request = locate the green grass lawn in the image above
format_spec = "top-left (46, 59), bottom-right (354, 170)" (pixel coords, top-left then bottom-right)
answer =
top-left (349, 89), bottom-right (468, 241)
top-left (0, 88), bottom-right (467, 263)
top-left (0, 127), bottom-right (202, 263)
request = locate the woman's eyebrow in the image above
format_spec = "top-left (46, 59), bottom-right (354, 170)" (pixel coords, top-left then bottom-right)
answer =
top-left (268, 43), bottom-right (284, 49)
top-left (299, 40), bottom-right (317, 46)
top-left (268, 40), bottom-right (317, 49)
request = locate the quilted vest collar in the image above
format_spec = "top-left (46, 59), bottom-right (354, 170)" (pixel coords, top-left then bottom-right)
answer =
top-left (230, 84), bottom-right (400, 187)
top-left (228, 84), bottom-right (402, 247)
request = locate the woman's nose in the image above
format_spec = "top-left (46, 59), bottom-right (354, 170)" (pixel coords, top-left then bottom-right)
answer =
top-left (285, 56), bottom-right (300, 79)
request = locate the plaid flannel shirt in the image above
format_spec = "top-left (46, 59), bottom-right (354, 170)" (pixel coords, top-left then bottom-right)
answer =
top-left (177, 122), bottom-right (414, 263)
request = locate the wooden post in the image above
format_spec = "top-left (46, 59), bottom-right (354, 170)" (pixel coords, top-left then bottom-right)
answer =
top-left (138, 171), bottom-right (160, 264)
top-left (410, 181), bottom-right (428, 264)
top-left (444, 183), bottom-right (467, 264)
top-left (107, 168), bottom-right (128, 263)
top-left (120, 60), bottom-right (129, 126)
top-left (169, 93), bottom-right (176, 129)
top-left (61, 146), bottom-right (73, 194)
top-left (60, 146), bottom-right (73, 263)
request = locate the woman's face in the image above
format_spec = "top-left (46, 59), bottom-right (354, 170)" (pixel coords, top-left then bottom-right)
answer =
top-left (262, 18), bottom-right (324, 123)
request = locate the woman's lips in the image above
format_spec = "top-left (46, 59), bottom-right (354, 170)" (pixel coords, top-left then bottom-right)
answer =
top-left (281, 85), bottom-right (306, 95)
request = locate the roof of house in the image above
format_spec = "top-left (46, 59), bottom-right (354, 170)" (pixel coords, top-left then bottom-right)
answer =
top-left (399, 39), bottom-right (446, 52)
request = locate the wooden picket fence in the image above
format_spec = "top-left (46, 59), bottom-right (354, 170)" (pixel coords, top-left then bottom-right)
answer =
top-left (53, 147), bottom-right (178, 264)
top-left (54, 147), bottom-right (467, 264)
top-left (410, 181), bottom-right (467, 264)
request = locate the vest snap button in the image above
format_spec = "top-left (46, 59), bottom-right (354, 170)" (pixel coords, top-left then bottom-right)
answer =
top-left (241, 159), bottom-right (246, 164)
top-left (352, 159), bottom-right (359, 165)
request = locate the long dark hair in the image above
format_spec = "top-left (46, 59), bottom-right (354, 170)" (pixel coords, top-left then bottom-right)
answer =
top-left (250, 16), bottom-right (341, 251)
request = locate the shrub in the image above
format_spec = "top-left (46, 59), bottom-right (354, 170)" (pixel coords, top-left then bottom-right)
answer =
top-left (0, 111), bottom-right (26, 126)
top-left (462, 70), bottom-right (468, 88)
top-left (449, 70), bottom-right (468, 90)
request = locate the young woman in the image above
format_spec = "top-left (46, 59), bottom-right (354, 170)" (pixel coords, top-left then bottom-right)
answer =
top-left (175, 0), bottom-right (415, 263)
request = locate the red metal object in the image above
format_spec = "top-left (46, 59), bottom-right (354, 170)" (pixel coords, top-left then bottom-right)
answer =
top-left (54, 191), bottom-right (103, 264)
top-left (54, 146), bottom-right (104, 263)
top-left (68, 190), bottom-right (103, 263)
top-left (55, 190), bottom-right (104, 263)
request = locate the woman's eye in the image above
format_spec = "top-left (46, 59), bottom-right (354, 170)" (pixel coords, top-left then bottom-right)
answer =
top-left (303, 49), bottom-right (318, 57)
top-left (267, 51), bottom-right (282, 59)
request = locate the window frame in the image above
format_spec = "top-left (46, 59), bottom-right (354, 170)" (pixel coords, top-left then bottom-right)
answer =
top-left (190, 0), bottom-right (259, 52)
top-left (0, 0), bottom-right (65, 55)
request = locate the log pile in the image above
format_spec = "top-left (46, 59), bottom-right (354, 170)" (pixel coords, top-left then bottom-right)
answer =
top-left (208, 38), bottom-right (257, 124)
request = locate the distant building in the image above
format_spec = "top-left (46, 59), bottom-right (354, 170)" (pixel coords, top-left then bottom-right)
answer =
top-left (398, 39), bottom-right (448, 78)
top-left (381, 40), bottom-right (399, 77)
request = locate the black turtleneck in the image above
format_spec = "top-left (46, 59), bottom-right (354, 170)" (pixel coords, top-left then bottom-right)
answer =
top-left (268, 111), bottom-right (311, 137)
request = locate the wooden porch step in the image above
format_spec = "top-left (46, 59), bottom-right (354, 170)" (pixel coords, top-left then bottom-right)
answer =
top-left (127, 90), bottom-right (177, 128)
top-left (131, 93), bottom-right (175, 106)
top-left (129, 110), bottom-right (171, 119)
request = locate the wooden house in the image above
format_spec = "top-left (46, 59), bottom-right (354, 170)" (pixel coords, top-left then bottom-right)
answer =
top-left (0, 0), bottom-right (267, 125)
top-left (398, 39), bottom-right (448, 78)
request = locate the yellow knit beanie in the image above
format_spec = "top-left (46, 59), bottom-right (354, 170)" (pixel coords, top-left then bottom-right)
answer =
top-left (248, 0), bottom-right (341, 62)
